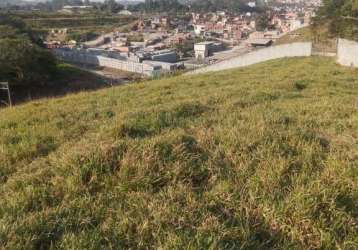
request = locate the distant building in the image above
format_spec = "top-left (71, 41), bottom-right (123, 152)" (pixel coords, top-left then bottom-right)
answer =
top-left (248, 2), bottom-right (256, 8)
top-left (194, 25), bottom-right (206, 36)
top-left (50, 28), bottom-right (67, 35)
top-left (53, 48), bottom-right (163, 77)
top-left (129, 49), bottom-right (177, 63)
top-left (84, 35), bottom-right (111, 48)
top-left (143, 60), bottom-right (183, 72)
top-left (150, 49), bottom-right (178, 63)
top-left (247, 38), bottom-right (273, 47)
top-left (118, 10), bottom-right (133, 16)
top-left (113, 46), bottom-right (131, 53)
top-left (194, 42), bottom-right (211, 59)
top-left (290, 19), bottom-right (304, 31)
top-left (61, 5), bottom-right (92, 13)
top-left (264, 30), bottom-right (280, 39)
top-left (194, 41), bottom-right (224, 59)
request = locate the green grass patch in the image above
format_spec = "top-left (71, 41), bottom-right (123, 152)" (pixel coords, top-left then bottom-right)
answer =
top-left (0, 57), bottom-right (357, 249)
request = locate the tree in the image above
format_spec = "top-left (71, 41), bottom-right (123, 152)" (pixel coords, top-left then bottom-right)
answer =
top-left (135, 0), bottom-right (187, 13)
top-left (0, 14), bottom-right (43, 46)
top-left (0, 25), bottom-right (20, 39)
top-left (0, 14), bottom-right (57, 86)
top-left (189, 0), bottom-right (248, 12)
top-left (315, 0), bottom-right (358, 40)
top-left (0, 39), bottom-right (57, 86)
top-left (103, 0), bottom-right (124, 13)
top-left (256, 13), bottom-right (270, 31)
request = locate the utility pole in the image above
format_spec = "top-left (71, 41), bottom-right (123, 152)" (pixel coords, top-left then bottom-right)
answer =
top-left (0, 82), bottom-right (12, 107)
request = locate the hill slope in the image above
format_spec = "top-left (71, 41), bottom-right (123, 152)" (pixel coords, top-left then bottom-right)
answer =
top-left (275, 25), bottom-right (338, 53)
top-left (0, 57), bottom-right (357, 249)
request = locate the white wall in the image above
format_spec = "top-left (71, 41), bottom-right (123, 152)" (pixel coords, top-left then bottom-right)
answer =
top-left (188, 42), bottom-right (312, 75)
top-left (337, 39), bottom-right (358, 67)
top-left (54, 49), bottom-right (158, 76)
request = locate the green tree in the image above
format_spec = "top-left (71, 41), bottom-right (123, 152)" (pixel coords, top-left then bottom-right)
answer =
top-left (316, 0), bottom-right (358, 40)
top-left (0, 25), bottom-right (19, 39)
top-left (103, 0), bottom-right (124, 13)
top-left (137, 0), bottom-right (187, 13)
top-left (0, 39), bottom-right (57, 86)
top-left (189, 0), bottom-right (251, 12)
top-left (0, 14), bottom-right (43, 45)
top-left (0, 14), bottom-right (57, 86)
top-left (256, 13), bottom-right (270, 31)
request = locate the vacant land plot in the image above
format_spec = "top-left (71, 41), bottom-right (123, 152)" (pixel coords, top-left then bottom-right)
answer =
top-left (12, 12), bottom-right (137, 42)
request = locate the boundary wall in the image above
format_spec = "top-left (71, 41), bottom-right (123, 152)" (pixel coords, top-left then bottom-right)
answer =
top-left (187, 39), bottom-right (358, 75)
top-left (337, 39), bottom-right (358, 67)
top-left (54, 49), bottom-right (160, 76)
top-left (187, 42), bottom-right (312, 75)
top-left (55, 39), bottom-right (358, 77)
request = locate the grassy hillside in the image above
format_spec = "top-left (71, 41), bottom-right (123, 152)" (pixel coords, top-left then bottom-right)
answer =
top-left (3, 64), bottom-right (109, 106)
top-left (275, 26), bottom-right (314, 44)
top-left (275, 25), bottom-right (337, 53)
top-left (0, 57), bottom-right (357, 249)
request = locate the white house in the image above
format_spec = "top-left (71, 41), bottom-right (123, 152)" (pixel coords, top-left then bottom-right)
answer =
top-left (194, 25), bottom-right (206, 36)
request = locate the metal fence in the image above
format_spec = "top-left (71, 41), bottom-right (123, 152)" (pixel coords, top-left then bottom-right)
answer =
top-left (0, 82), bottom-right (12, 107)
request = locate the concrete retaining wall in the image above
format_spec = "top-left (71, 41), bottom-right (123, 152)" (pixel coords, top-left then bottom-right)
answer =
top-left (54, 49), bottom-right (160, 76)
top-left (188, 42), bottom-right (312, 75)
top-left (337, 39), bottom-right (358, 67)
top-left (56, 39), bottom-right (358, 78)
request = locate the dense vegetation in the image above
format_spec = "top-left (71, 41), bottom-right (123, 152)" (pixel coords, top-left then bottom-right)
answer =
top-left (128, 0), bottom-right (264, 13)
top-left (187, 0), bottom-right (265, 13)
top-left (0, 57), bottom-right (357, 249)
top-left (8, 12), bottom-right (137, 45)
top-left (0, 14), bottom-right (56, 86)
top-left (277, 0), bottom-right (358, 48)
top-left (37, 0), bottom-right (124, 13)
top-left (129, 0), bottom-right (188, 13)
top-left (316, 0), bottom-right (358, 41)
top-left (0, 13), bottom-right (114, 103)
top-left (25, 15), bottom-right (135, 30)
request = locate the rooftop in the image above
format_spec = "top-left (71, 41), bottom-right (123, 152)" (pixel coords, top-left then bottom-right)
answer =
top-left (247, 38), bottom-right (273, 46)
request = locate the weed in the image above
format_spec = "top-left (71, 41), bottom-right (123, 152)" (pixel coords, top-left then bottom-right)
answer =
top-left (293, 81), bottom-right (308, 90)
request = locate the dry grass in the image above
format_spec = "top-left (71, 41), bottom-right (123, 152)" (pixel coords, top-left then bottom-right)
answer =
top-left (275, 26), bottom-right (315, 45)
top-left (275, 25), bottom-right (337, 53)
top-left (0, 57), bottom-right (357, 249)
